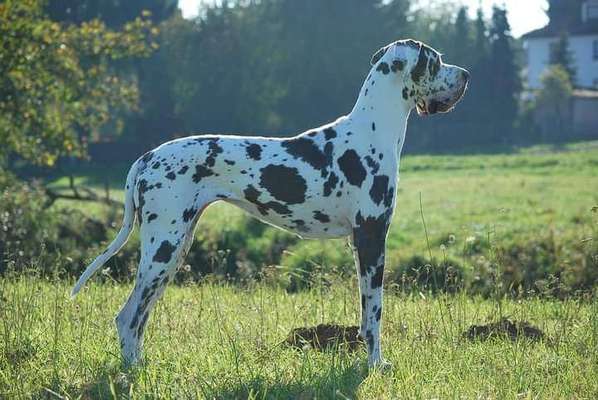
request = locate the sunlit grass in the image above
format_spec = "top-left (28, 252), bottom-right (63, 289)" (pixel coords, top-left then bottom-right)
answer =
top-left (1, 276), bottom-right (597, 398)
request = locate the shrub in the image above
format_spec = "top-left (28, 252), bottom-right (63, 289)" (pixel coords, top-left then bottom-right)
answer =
top-left (388, 255), bottom-right (466, 294)
top-left (278, 240), bottom-right (354, 292)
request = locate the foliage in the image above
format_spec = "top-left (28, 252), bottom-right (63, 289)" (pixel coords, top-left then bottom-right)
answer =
top-left (533, 65), bottom-right (574, 140)
top-left (550, 32), bottom-right (576, 83)
top-left (0, 0), bottom-right (158, 166)
top-left (46, 0), bottom-right (177, 27)
top-left (390, 255), bottom-right (465, 294)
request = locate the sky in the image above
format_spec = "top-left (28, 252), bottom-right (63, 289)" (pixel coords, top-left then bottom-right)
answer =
top-left (178, 0), bottom-right (549, 38)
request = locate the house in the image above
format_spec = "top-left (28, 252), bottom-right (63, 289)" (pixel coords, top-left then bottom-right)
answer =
top-left (523, 0), bottom-right (598, 89)
top-left (523, 0), bottom-right (598, 139)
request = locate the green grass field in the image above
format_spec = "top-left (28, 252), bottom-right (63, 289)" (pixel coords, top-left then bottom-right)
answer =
top-left (2, 276), bottom-right (598, 398)
top-left (2, 142), bottom-right (597, 398)
top-left (47, 141), bottom-right (598, 292)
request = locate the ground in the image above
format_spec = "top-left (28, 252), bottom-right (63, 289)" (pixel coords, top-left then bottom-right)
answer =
top-left (1, 277), bottom-right (597, 398)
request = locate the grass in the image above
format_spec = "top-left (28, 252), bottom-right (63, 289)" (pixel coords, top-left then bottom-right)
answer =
top-left (1, 276), bottom-right (598, 399)
top-left (2, 142), bottom-right (596, 397)
top-left (45, 140), bottom-right (598, 288)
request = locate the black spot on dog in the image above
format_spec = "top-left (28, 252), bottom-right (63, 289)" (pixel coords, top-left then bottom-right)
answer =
top-left (137, 179), bottom-right (149, 222)
top-left (148, 213), bottom-right (158, 223)
top-left (375, 307), bottom-right (382, 321)
top-left (338, 150), bottom-right (366, 187)
top-left (260, 165), bottom-right (307, 205)
top-left (246, 144), bottom-right (262, 160)
top-left (376, 62), bottom-right (390, 75)
top-left (412, 46), bottom-right (430, 83)
top-left (182, 207), bottom-right (197, 223)
top-left (203, 139), bottom-right (223, 168)
top-left (369, 175), bottom-right (393, 207)
top-left (324, 128), bottom-right (337, 140)
top-left (313, 211), bottom-right (330, 223)
top-left (364, 156), bottom-right (380, 174)
top-left (371, 122), bottom-right (376, 131)
top-left (153, 240), bottom-right (176, 263)
top-left (152, 161), bottom-right (161, 169)
top-left (323, 172), bottom-right (339, 197)
top-left (428, 57), bottom-right (440, 77)
top-left (371, 265), bottom-right (384, 289)
top-left (178, 165), bottom-right (189, 175)
top-left (224, 159), bottom-right (235, 166)
top-left (282, 138), bottom-right (333, 176)
top-left (192, 165), bottom-right (214, 183)
top-left (244, 185), bottom-right (292, 216)
top-left (353, 211), bottom-right (390, 277)
top-left (141, 151), bottom-right (154, 164)
top-left (391, 59), bottom-right (405, 73)
top-left (371, 46), bottom-right (388, 65)
top-left (402, 87), bottom-right (409, 100)
top-left (166, 171), bottom-right (176, 180)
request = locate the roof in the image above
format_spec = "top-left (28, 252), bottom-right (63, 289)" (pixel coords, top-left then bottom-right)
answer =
top-left (574, 89), bottom-right (598, 99)
top-left (523, 22), bottom-right (598, 39)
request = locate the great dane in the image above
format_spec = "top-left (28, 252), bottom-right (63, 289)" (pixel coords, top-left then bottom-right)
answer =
top-left (72, 39), bottom-right (469, 369)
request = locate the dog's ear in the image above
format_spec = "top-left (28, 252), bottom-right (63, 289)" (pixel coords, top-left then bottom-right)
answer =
top-left (410, 42), bottom-right (431, 83)
top-left (370, 45), bottom-right (389, 66)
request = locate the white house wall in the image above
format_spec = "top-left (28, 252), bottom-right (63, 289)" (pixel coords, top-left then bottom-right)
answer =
top-left (526, 34), bottom-right (598, 89)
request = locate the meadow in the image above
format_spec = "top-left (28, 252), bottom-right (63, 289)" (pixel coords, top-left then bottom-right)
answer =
top-left (1, 142), bottom-right (598, 398)
top-left (1, 276), bottom-right (598, 398)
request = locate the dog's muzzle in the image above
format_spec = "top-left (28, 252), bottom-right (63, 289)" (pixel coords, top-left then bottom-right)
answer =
top-left (416, 78), bottom-right (468, 117)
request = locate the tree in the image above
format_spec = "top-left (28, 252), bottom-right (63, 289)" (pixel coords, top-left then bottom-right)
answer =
top-left (453, 7), bottom-right (472, 67)
top-left (534, 65), bottom-right (573, 140)
top-left (0, 0), bottom-right (158, 166)
top-left (46, 0), bottom-right (177, 27)
top-left (487, 6), bottom-right (522, 142)
top-left (550, 31), bottom-right (576, 85)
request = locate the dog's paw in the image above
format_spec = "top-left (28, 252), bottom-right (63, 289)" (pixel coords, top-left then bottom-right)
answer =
top-left (369, 359), bottom-right (393, 373)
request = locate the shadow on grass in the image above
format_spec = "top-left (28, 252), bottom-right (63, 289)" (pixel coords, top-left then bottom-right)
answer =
top-left (203, 360), bottom-right (368, 399)
top-left (36, 360), bottom-right (134, 400)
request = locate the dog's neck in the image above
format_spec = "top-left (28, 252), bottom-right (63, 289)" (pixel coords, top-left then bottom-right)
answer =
top-left (346, 71), bottom-right (412, 157)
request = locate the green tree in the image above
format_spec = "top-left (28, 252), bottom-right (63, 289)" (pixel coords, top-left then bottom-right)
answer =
top-left (550, 31), bottom-right (576, 84)
top-left (487, 6), bottom-right (521, 142)
top-left (452, 7), bottom-right (472, 67)
top-left (535, 65), bottom-right (573, 140)
top-left (0, 0), bottom-right (158, 166)
top-left (46, 0), bottom-right (177, 27)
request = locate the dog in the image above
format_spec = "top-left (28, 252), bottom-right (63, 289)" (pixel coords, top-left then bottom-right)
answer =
top-left (71, 39), bottom-right (469, 369)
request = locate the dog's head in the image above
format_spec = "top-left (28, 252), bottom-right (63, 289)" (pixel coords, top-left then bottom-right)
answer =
top-left (370, 39), bottom-right (469, 116)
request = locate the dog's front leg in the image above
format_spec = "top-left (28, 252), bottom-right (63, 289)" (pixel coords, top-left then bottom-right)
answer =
top-left (351, 212), bottom-right (391, 370)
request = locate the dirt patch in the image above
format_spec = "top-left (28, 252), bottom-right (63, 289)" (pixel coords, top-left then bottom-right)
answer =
top-left (463, 318), bottom-right (545, 342)
top-left (284, 324), bottom-right (364, 351)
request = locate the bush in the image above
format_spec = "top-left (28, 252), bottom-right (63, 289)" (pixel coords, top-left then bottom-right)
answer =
top-left (0, 175), bottom-right (138, 278)
top-left (277, 240), bottom-right (354, 292)
top-left (388, 255), bottom-right (466, 294)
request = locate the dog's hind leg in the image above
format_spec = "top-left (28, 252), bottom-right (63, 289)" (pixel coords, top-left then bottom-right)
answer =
top-left (115, 199), bottom-right (211, 365)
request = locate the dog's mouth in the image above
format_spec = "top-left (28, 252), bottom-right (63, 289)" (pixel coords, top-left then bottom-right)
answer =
top-left (416, 99), bottom-right (454, 116)
top-left (416, 81), bottom-right (468, 117)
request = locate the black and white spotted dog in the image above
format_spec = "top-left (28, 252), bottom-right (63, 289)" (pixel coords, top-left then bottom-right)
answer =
top-left (72, 39), bottom-right (469, 369)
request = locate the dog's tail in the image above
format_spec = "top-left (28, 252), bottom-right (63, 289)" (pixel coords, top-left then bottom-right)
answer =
top-left (70, 161), bottom-right (139, 298)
